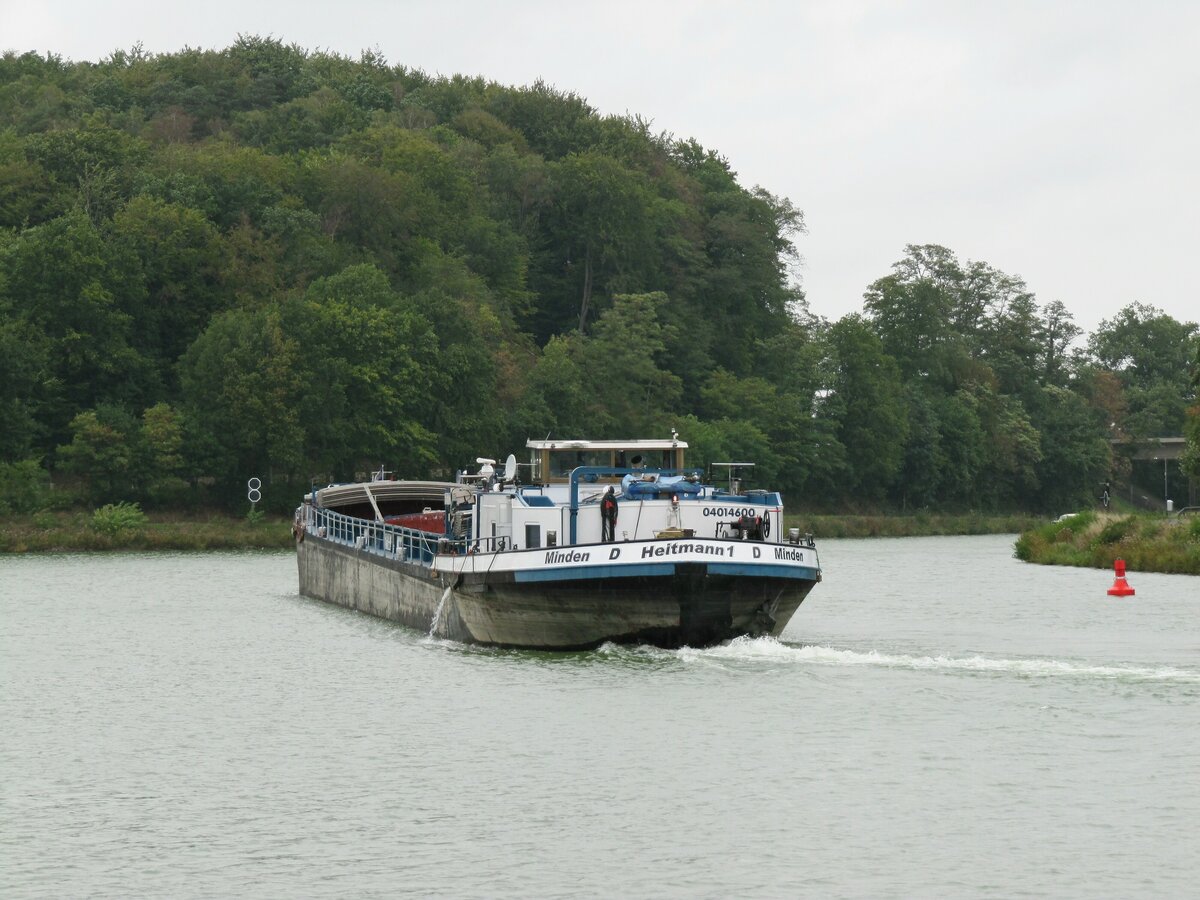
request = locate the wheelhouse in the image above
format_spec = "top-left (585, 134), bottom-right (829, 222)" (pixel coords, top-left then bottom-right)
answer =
top-left (527, 439), bottom-right (688, 484)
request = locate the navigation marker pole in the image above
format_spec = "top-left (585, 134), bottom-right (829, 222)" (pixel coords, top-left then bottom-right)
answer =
top-left (1107, 558), bottom-right (1135, 597)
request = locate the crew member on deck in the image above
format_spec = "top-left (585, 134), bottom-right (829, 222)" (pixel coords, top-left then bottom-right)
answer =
top-left (600, 486), bottom-right (618, 543)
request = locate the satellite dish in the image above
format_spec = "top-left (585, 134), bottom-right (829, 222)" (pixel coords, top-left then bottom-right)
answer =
top-left (503, 454), bottom-right (517, 482)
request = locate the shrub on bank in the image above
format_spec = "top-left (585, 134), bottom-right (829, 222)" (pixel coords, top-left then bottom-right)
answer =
top-left (1015, 512), bottom-right (1200, 575)
top-left (91, 502), bottom-right (149, 535)
top-left (0, 459), bottom-right (65, 514)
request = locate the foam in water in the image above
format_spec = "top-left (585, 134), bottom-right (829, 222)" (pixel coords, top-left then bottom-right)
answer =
top-left (649, 637), bottom-right (1199, 683)
top-left (428, 585), bottom-right (453, 637)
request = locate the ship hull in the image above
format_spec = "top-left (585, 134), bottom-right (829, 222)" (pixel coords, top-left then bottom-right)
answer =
top-left (297, 534), bottom-right (817, 650)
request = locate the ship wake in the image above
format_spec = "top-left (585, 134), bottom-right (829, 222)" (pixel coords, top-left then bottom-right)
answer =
top-left (600, 636), bottom-right (1199, 683)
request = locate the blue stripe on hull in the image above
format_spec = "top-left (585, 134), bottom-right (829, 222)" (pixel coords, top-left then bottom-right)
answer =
top-left (514, 563), bottom-right (676, 582)
top-left (511, 562), bottom-right (819, 583)
top-left (707, 563), bottom-right (819, 580)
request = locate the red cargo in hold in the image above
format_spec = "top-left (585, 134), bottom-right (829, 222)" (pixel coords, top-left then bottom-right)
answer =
top-left (384, 511), bottom-right (446, 534)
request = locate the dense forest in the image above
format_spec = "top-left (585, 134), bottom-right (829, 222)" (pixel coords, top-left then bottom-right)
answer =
top-left (2, 37), bottom-right (1197, 515)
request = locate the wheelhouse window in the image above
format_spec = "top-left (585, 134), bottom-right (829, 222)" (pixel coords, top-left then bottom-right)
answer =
top-left (549, 450), bottom-right (610, 478)
top-left (616, 449), bottom-right (674, 469)
top-left (531, 443), bottom-right (687, 483)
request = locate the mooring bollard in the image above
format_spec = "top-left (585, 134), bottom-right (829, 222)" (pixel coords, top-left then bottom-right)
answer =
top-left (1107, 558), bottom-right (1136, 597)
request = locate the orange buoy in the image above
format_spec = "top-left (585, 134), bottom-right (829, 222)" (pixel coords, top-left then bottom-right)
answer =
top-left (1107, 558), bottom-right (1135, 597)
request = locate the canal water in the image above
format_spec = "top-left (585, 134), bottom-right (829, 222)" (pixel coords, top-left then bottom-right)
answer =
top-left (2, 536), bottom-right (1197, 898)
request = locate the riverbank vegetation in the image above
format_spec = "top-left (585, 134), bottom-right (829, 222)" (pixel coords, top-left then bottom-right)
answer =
top-left (0, 509), bottom-right (1033, 553)
top-left (0, 508), bottom-right (293, 553)
top-left (2, 38), bottom-right (1197, 529)
top-left (1014, 511), bottom-right (1200, 575)
top-left (786, 513), bottom-right (1042, 539)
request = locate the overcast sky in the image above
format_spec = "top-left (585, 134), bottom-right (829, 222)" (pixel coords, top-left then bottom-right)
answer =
top-left (3, 0), bottom-right (1197, 335)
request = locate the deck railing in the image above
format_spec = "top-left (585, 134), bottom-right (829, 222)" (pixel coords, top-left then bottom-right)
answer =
top-left (305, 505), bottom-right (467, 563)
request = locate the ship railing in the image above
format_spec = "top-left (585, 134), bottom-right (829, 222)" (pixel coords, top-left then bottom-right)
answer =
top-left (306, 505), bottom-right (468, 563)
top-left (469, 534), bottom-right (513, 554)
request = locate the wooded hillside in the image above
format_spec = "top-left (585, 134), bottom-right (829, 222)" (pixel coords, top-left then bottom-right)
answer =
top-left (2, 38), bottom-right (1196, 513)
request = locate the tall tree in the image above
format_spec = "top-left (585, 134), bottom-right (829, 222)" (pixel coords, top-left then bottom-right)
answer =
top-left (863, 244), bottom-right (961, 385)
top-left (823, 315), bottom-right (909, 501)
top-left (1182, 343), bottom-right (1200, 480)
top-left (0, 210), bottom-right (154, 446)
top-left (579, 292), bottom-right (683, 436)
top-left (1037, 300), bottom-right (1081, 387)
top-left (110, 195), bottom-right (228, 384)
top-left (1089, 303), bottom-right (1198, 437)
top-left (537, 152), bottom-right (655, 335)
top-left (1033, 386), bottom-right (1110, 512)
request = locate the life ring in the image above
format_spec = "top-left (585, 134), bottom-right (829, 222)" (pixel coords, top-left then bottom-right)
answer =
top-left (761, 513), bottom-right (771, 540)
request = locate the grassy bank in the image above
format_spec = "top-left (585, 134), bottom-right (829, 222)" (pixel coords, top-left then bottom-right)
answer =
top-left (1014, 511), bottom-right (1200, 575)
top-left (0, 510), bottom-right (294, 553)
top-left (786, 513), bottom-right (1043, 539)
top-left (1, 509), bottom-right (1047, 553)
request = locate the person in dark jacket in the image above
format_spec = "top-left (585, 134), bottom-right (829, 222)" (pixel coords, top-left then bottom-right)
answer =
top-left (600, 486), bottom-right (618, 542)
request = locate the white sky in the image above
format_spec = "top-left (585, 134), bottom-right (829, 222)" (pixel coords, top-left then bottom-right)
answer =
top-left (3, 0), bottom-right (1198, 334)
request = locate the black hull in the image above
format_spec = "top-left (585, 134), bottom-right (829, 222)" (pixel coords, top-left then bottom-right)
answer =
top-left (460, 567), bottom-right (814, 650)
top-left (297, 536), bottom-right (816, 650)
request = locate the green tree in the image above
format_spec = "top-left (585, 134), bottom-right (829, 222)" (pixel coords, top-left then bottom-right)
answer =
top-left (896, 387), bottom-right (944, 510)
top-left (224, 35), bottom-right (311, 108)
top-left (485, 80), bottom-right (601, 161)
top-left (0, 132), bottom-right (61, 227)
top-left (178, 306), bottom-right (303, 493)
top-left (1089, 303), bottom-right (1199, 390)
top-left (140, 401), bottom-right (188, 504)
top-left (56, 407), bottom-right (136, 504)
top-left (933, 390), bottom-right (986, 507)
top-left (823, 315), bottom-right (909, 502)
top-left (970, 386), bottom-right (1042, 507)
top-left (696, 370), bottom-right (788, 487)
top-left (1088, 303), bottom-right (1198, 438)
top-left (580, 292), bottom-right (683, 436)
top-left (0, 459), bottom-right (53, 514)
top-left (863, 270), bottom-right (955, 383)
top-left (511, 333), bottom-right (593, 441)
top-left (111, 195), bottom-right (228, 381)
top-left (752, 317), bottom-right (845, 497)
top-left (1037, 300), bottom-right (1081, 388)
top-left (180, 265), bottom-right (441, 493)
top-left (303, 151), bottom-right (431, 275)
top-left (290, 265), bottom-right (440, 474)
top-left (1032, 385), bottom-right (1110, 512)
top-left (1182, 343), bottom-right (1200, 480)
top-left (692, 178), bottom-right (804, 375)
top-left (979, 286), bottom-right (1041, 400)
top-left (22, 123), bottom-right (148, 222)
top-left (0, 210), bottom-right (153, 444)
top-left (539, 152), bottom-right (655, 335)
top-left (674, 414), bottom-right (777, 491)
top-left (0, 313), bottom-right (54, 459)
top-left (235, 87), bottom-right (368, 153)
